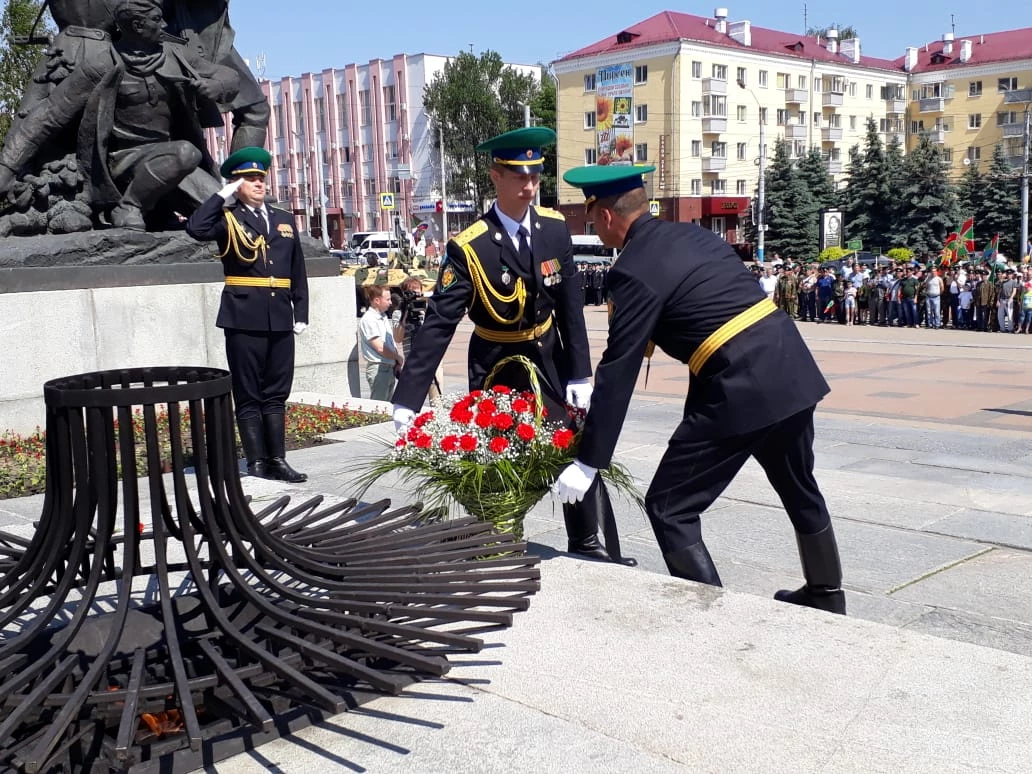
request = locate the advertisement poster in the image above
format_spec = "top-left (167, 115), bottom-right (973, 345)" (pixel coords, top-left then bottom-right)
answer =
top-left (596, 63), bottom-right (633, 166)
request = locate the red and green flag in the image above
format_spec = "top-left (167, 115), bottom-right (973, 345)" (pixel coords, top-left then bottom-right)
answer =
top-left (956, 217), bottom-right (975, 259)
top-left (939, 232), bottom-right (959, 266)
top-left (982, 233), bottom-right (1000, 264)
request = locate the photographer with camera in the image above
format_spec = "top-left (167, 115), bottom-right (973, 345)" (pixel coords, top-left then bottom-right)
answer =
top-left (392, 276), bottom-right (442, 402)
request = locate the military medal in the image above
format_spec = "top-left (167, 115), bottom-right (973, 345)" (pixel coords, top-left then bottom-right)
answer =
top-left (500, 264), bottom-right (512, 286)
top-left (541, 258), bottom-right (562, 287)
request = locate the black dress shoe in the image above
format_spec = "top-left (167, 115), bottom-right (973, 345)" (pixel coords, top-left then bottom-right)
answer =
top-left (264, 457), bottom-right (307, 483)
top-left (568, 537), bottom-right (638, 566)
top-left (774, 586), bottom-right (846, 615)
top-left (246, 459), bottom-right (269, 478)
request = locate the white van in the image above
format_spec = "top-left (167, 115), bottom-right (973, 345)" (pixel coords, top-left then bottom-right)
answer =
top-left (359, 235), bottom-right (403, 263)
top-left (571, 234), bottom-right (617, 263)
top-left (349, 230), bottom-right (390, 250)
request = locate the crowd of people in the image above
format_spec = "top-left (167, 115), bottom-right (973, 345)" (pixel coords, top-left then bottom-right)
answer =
top-left (575, 263), bottom-right (610, 306)
top-left (754, 261), bottom-right (1032, 333)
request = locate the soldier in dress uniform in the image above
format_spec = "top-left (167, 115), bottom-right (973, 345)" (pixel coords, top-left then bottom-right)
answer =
top-left (392, 127), bottom-right (632, 565)
top-left (186, 147), bottom-right (310, 483)
top-left (555, 164), bottom-right (845, 614)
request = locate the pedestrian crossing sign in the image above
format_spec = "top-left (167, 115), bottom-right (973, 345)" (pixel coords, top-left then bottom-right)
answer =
top-left (379, 193), bottom-right (395, 210)
top-left (649, 200), bottom-right (660, 217)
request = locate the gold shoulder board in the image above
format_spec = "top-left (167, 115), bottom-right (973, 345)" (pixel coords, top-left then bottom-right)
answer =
top-left (452, 220), bottom-right (489, 247)
top-left (534, 206), bottom-right (565, 221)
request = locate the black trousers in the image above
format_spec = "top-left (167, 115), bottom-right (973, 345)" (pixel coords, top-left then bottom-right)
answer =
top-left (645, 406), bottom-right (830, 554)
top-left (224, 329), bottom-right (295, 421)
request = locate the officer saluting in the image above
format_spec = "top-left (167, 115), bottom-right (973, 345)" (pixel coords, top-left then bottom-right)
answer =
top-left (186, 146), bottom-right (310, 483)
top-left (392, 127), bottom-right (631, 564)
top-left (555, 164), bottom-right (845, 614)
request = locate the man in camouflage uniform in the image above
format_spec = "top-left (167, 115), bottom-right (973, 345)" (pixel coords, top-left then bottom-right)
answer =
top-left (776, 264), bottom-right (799, 319)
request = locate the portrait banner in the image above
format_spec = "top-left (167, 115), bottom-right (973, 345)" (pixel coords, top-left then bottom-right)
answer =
top-left (596, 63), bottom-right (633, 166)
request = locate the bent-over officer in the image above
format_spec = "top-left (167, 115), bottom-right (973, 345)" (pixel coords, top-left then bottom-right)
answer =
top-left (555, 165), bottom-right (845, 614)
top-left (392, 127), bottom-right (632, 565)
top-left (186, 146), bottom-right (310, 483)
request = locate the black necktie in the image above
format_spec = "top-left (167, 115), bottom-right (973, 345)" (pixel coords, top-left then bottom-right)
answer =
top-left (517, 225), bottom-right (532, 272)
top-left (255, 207), bottom-right (269, 234)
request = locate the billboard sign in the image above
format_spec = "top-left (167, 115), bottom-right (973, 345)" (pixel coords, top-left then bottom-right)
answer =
top-left (596, 63), bottom-right (634, 166)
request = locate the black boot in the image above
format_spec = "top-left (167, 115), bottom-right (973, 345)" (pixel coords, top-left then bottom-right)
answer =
top-left (237, 416), bottom-right (268, 478)
top-left (663, 541), bottom-right (722, 586)
top-left (262, 413), bottom-right (307, 483)
top-left (563, 477), bottom-right (636, 566)
top-left (774, 524), bottom-right (846, 615)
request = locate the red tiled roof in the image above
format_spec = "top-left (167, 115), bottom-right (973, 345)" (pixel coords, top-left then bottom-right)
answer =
top-left (557, 11), bottom-right (900, 71)
top-left (894, 27), bottom-right (1032, 72)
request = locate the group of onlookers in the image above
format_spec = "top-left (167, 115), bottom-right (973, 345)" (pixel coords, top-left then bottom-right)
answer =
top-left (576, 263), bottom-right (609, 306)
top-left (755, 261), bottom-right (1032, 333)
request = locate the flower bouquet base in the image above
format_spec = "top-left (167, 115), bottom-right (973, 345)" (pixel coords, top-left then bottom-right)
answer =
top-left (453, 487), bottom-right (548, 544)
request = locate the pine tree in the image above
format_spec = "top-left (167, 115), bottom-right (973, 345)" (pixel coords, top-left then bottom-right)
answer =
top-left (764, 138), bottom-right (817, 261)
top-left (842, 118), bottom-right (892, 250)
top-left (980, 143), bottom-right (1021, 257)
top-left (883, 136), bottom-right (908, 247)
top-left (899, 136), bottom-right (958, 258)
top-left (954, 156), bottom-right (984, 243)
top-left (796, 146), bottom-right (837, 212)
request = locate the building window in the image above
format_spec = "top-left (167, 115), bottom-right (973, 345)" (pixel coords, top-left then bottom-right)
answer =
top-left (635, 104), bottom-right (648, 123)
top-left (968, 114), bottom-right (982, 129)
top-left (998, 110), bottom-right (1018, 126)
top-left (759, 107), bottom-right (768, 124)
top-left (759, 70), bottom-right (768, 87)
top-left (998, 77), bottom-right (1017, 92)
top-left (813, 112), bottom-right (821, 126)
top-left (392, 177), bottom-right (402, 194)
top-left (691, 140), bottom-right (701, 157)
top-left (340, 146), bottom-right (350, 162)
top-left (385, 141), bottom-right (398, 160)
top-left (634, 143), bottom-right (648, 162)
top-left (335, 94), bottom-right (348, 127)
top-left (969, 81), bottom-right (982, 97)
top-left (364, 178), bottom-right (377, 197)
top-left (798, 75), bottom-right (807, 90)
top-left (634, 64), bottom-right (648, 84)
top-left (712, 64), bottom-right (727, 80)
top-left (736, 142), bottom-right (747, 160)
top-left (736, 104), bottom-right (747, 121)
top-left (314, 98), bottom-right (325, 132)
top-left (273, 105), bottom-right (284, 138)
top-left (849, 115), bottom-right (857, 130)
top-left (703, 95), bottom-right (726, 116)
top-left (691, 101), bottom-right (701, 117)
top-left (584, 73), bottom-right (596, 92)
top-left (849, 82), bottom-right (857, 97)
top-left (584, 111), bottom-right (596, 129)
top-left (383, 85), bottom-right (397, 122)
top-left (293, 101), bottom-right (304, 134)
top-left (776, 109), bottom-right (788, 126)
top-left (692, 61), bottom-right (702, 78)
top-left (736, 180), bottom-right (747, 194)
top-left (943, 148), bottom-right (953, 162)
top-left (359, 90), bottom-right (371, 125)
top-left (736, 67), bottom-right (747, 86)
top-left (711, 179), bottom-right (727, 194)
top-left (584, 147), bottom-right (597, 164)
top-left (967, 146), bottom-right (981, 162)
top-left (711, 141), bottom-right (727, 158)
top-left (690, 179), bottom-right (701, 195)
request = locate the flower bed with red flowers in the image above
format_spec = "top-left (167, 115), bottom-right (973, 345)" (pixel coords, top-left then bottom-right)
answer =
top-left (353, 384), bottom-right (639, 541)
top-left (0, 402), bottom-right (385, 501)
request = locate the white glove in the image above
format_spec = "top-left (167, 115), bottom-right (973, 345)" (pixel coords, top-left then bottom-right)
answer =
top-left (392, 405), bottom-right (416, 434)
top-left (553, 459), bottom-right (598, 504)
top-left (565, 379), bottom-right (593, 410)
top-left (293, 322), bottom-right (308, 335)
top-left (218, 178), bottom-right (243, 200)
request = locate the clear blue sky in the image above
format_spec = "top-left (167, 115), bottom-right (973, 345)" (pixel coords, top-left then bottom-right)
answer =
top-left (231, 0), bottom-right (1031, 79)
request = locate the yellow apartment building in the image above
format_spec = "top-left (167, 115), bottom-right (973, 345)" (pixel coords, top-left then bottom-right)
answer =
top-left (553, 9), bottom-right (907, 243)
top-left (901, 28), bottom-right (1032, 176)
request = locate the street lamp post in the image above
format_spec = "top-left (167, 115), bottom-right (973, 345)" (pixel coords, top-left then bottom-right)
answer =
top-left (738, 78), bottom-right (765, 264)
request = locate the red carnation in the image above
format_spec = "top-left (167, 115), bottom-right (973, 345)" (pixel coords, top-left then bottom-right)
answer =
top-left (407, 427), bottom-right (421, 442)
top-left (476, 398), bottom-right (497, 416)
top-left (470, 390), bottom-right (483, 398)
top-left (491, 413), bottom-right (514, 431)
top-left (516, 423), bottom-right (536, 441)
top-left (511, 398), bottom-right (530, 413)
top-left (459, 434), bottom-right (478, 451)
top-left (415, 433), bottom-right (433, 449)
top-left (455, 396), bottom-right (474, 410)
top-left (492, 385), bottom-right (512, 394)
top-left (413, 411), bottom-right (434, 428)
top-left (489, 436), bottom-right (509, 454)
top-left (450, 405), bottom-right (474, 424)
top-left (475, 412), bottom-right (493, 428)
top-left (552, 428), bottom-right (575, 449)
top-left (395, 438), bottom-right (407, 448)
top-left (441, 435), bottom-right (459, 452)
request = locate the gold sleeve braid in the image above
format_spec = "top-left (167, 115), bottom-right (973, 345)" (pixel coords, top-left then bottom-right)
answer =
top-left (216, 211), bottom-right (267, 265)
top-left (460, 242), bottom-right (527, 325)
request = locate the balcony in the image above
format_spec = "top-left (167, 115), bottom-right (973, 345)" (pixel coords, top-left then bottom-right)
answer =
top-left (1005, 155), bottom-right (1025, 169)
top-left (784, 124), bottom-right (807, 139)
top-left (885, 131), bottom-right (905, 145)
top-left (822, 92), bottom-right (843, 107)
top-left (922, 129), bottom-right (946, 144)
top-left (826, 160), bottom-right (843, 174)
top-left (1002, 122), bottom-right (1025, 137)
top-left (1003, 88), bottom-right (1032, 104)
top-left (701, 156), bottom-right (727, 172)
top-left (701, 78), bottom-right (727, 95)
top-left (919, 97), bottom-right (945, 113)
top-left (701, 116), bottom-right (727, 133)
top-left (885, 98), bottom-right (907, 114)
top-left (821, 126), bottom-right (843, 141)
top-left (784, 88), bottom-right (808, 104)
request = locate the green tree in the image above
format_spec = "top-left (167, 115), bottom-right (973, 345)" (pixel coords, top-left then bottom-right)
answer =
top-left (980, 143), bottom-right (1021, 257)
top-left (796, 146), bottom-right (837, 211)
top-left (954, 156), bottom-right (983, 237)
top-left (883, 136), bottom-right (908, 246)
top-left (764, 138), bottom-right (818, 261)
top-left (424, 51), bottom-right (546, 210)
top-left (0, 0), bottom-right (52, 147)
top-left (805, 24), bottom-right (861, 40)
top-left (842, 118), bottom-right (892, 251)
top-left (530, 68), bottom-right (557, 205)
top-left (898, 135), bottom-right (958, 258)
